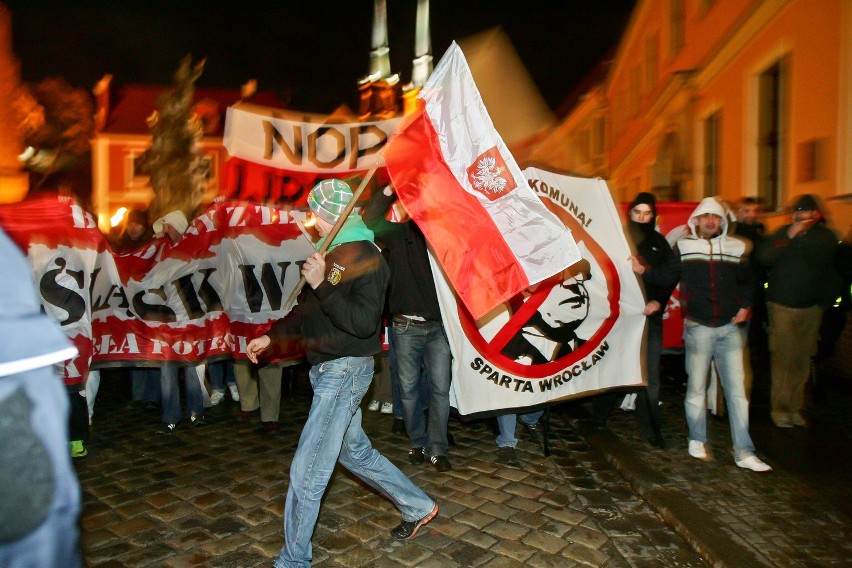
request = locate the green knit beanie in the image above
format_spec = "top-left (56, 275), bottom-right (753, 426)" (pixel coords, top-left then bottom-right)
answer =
top-left (308, 179), bottom-right (353, 224)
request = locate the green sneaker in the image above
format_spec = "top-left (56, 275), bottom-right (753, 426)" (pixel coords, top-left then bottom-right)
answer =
top-left (70, 440), bottom-right (88, 459)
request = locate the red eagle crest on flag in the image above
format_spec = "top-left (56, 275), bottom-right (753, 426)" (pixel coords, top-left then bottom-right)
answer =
top-left (466, 146), bottom-right (517, 201)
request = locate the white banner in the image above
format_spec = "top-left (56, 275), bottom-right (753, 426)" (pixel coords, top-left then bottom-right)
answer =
top-left (439, 170), bottom-right (647, 415)
top-left (224, 103), bottom-right (401, 173)
top-left (0, 198), bottom-right (316, 382)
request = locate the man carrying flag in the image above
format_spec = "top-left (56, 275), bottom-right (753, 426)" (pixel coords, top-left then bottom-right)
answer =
top-left (383, 42), bottom-right (581, 320)
top-left (246, 180), bottom-right (438, 567)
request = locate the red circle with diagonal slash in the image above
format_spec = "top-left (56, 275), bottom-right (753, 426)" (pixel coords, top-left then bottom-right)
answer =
top-left (458, 202), bottom-right (621, 379)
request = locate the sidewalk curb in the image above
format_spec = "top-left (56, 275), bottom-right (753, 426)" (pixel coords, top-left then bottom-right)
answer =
top-left (569, 418), bottom-right (771, 568)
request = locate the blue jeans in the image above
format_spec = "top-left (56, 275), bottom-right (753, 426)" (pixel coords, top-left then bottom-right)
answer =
top-left (160, 366), bottom-right (204, 424)
top-left (496, 410), bottom-right (544, 448)
top-left (388, 331), bottom-right (427, 422)
top-left (275, 356), bottom-right (434, 567)
top-left (683, 321), bottom-right (755, 459)
top-left (208, 360), bottom-right (236, 391)
top-left (392, 317), bottom-right (452, 456)
top-left (131, 368), bottom-right (160, 403)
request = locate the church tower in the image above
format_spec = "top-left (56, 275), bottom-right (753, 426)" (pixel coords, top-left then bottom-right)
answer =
top-left (358, 0), bottom-right (400, 118)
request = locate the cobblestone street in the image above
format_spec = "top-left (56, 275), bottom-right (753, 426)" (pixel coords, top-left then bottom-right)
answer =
top-left (75, 357), bottom-right (851, 567)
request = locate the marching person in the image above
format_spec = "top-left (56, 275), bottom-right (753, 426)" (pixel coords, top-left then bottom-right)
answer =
top-left (675, 197), bottom-right (771, 472)
top-left (246, 179), bottom-right (437, 567)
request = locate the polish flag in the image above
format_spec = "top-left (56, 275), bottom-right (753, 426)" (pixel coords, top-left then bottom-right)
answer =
top-left (383, 42), bottom-right (581, 320)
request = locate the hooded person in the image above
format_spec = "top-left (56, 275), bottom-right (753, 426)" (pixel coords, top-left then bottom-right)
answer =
top-left (674, 197), bottom-right (771, 472)
top-left (245, 179), bottom-right (438, 566)
top-left (757, 194), bottom-right (841, 429)
top-left (612, 192), bottom-right (681, 447)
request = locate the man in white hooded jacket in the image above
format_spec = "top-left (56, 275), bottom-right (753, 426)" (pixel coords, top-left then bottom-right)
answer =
top-left (674, 197), bottom-right (771, 472)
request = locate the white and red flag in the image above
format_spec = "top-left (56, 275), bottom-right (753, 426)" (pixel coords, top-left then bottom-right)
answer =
top-left (383, 42), bottom-right (580, 320)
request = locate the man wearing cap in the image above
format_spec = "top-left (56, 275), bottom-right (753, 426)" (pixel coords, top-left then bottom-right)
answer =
top-left (675, 197), bottom-right (771, 472)
top-left (246, 179), bottom-right (438, 567)
top-left (757, 194), bottom-right (841, 429)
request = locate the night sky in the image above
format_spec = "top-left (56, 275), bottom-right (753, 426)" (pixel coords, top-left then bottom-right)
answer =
top-left (6, 0), bottom-right (635, 114)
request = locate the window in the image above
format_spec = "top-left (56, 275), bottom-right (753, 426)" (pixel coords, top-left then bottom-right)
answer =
top-left (630, 67), bottom-right (642, 117)
top-left (757, 60), bottom-right (786, 209)
top-left (703, 112), bottom-right (720, 197)
top-left (797, 138), bottom-right (827, 183)
top-left (670, 0), bottom-right (685, 56)
top-left (645, 35), bottom-right (659, 93)
top-left (593, 115), bottom-right (606, 156)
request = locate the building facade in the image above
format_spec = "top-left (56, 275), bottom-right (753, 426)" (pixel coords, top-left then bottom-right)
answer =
top-left (528, 0), bottom-right (851, 233)
top-left (90, 78), bottom-right (282, 233)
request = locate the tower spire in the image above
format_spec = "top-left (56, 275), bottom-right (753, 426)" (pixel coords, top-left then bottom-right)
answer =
top-left (410, 0), bottom-right (432, 88)
top-left (369, 0), bottom-right (391, 80)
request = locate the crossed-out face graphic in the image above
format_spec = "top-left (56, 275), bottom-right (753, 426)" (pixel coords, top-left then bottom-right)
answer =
top-left (459, 201), bottom-right (620, 379)
top-left (539, 276), bottom-right (590, 329)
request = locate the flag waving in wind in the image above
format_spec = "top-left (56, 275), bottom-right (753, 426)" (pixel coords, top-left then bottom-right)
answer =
top-left (384, 42), bottom-right (581, 320)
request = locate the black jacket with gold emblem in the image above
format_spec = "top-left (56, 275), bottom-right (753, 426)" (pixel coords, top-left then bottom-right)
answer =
top-left (266, 240), bottom-right (390, 365)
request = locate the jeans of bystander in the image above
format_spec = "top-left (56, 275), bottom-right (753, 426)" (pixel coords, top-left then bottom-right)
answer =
top-left (160, 366), bottom-right (204, 425)
top-left (683, 320), bottom-right (756, 460)
top-left (392, 317), bottom-right (452, 457)
top-left (496, 410), bottom-right (545, 448)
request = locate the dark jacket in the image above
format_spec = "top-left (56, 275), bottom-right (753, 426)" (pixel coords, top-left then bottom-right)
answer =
top-left (627, 219), bottom-right (681, 320)
top-left (266, 240), bottom-right (389, 365)
top-left (757, 221), bottom-right (840, 309)
top-left (360, 189), bottom-right (443, 322)
top-left (675, 198), bottom-right (752, 327)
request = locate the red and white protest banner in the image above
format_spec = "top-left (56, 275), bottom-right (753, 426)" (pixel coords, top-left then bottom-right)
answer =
top-left (384, 42), bottom-right (581, 320)
top-left (0, 197), bottom-right (315, 382)
top-left (438, 170), bottom-right (647, 415)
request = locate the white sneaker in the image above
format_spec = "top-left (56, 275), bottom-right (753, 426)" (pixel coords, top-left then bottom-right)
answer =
top-left (688, 440), bottom-right (707, 460)
top-left (380, 402), bottom-right (394, 414)
top-left (367, 400), bottom-right (380, 412)
top-left (209, 389), bottom-right (225, 406)
top-left (228, 384), bottom-right (240, 402)
top-left (736, 455), bottom-right (772, 472)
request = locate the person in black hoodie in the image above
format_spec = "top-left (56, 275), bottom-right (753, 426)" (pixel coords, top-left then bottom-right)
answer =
top-left (625, 193), bottom-right (681, 447)
top-left (593, 193), bottom-right (680, 448)
top-left (247, 180), bottom-right (438, 565)
top-left (361, 184), bottom-right (454, 473)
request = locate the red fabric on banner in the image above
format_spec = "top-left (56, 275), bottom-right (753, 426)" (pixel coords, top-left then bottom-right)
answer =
top-left (383, 107), bottom-right (529, 320)
top-left (620, 201), bottom-right (697, 349)
top-left (0, 197), bottom-right (312, 382)
top-left (220, 156), bottom-right (391, 207)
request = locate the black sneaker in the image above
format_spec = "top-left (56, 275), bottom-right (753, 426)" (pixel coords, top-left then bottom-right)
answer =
top-left (390, 503), bottom-right (439, 540)
top-left (158, 422), bottom-right (178, 434)
top-left (408, 447), bottom-right (426, 465)
top-left (497, 446), bottom-right (520, 468)
top-left (521, 420), bottom-right (543, 445)
top-left (190, 415), bottom-right (208, 427)
top-left (430, 455), bottom-right (452, 472)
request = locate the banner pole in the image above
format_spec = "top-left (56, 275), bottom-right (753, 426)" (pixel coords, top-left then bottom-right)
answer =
top-left (282, 158), bottom-right (382, 310)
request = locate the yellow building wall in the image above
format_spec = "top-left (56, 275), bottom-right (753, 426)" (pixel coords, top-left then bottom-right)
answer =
top-left (695, 0), bottom-right (846, 232)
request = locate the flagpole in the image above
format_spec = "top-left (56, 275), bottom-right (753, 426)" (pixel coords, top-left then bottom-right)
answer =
top-left (282, 157), bottom-right (382, 310)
